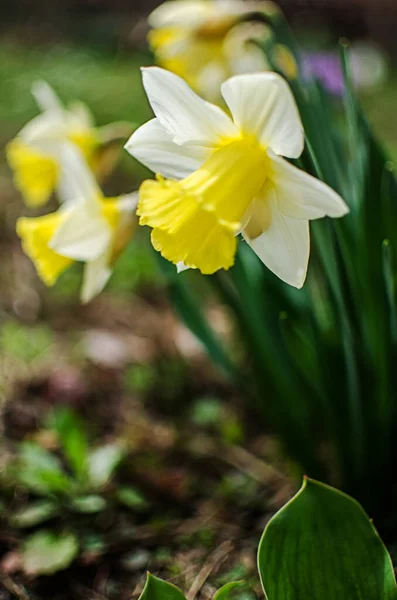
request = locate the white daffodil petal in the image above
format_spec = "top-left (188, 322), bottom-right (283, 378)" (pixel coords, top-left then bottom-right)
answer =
top-left (67, 101), bottom-right (95, 129)
top-left (244, 191), bottom-right (309, 288)
top-left (269, 152), bottom-right (349, 219)
top-left (196, 63), bottom-right (228, 103)
top-left (56, 144), bottom-right (102, 204)
top-left (116, 192), bottom-right (139, 214)
top-left (141, 67), bottom-right (238, 146)
top-left (221, 72), bottom-right (304, 158)
top-left (50, 199), bottom-right (111, 261)
top-left (81, 252), bottom-right (112, 304)
top-left (31, 80), bottom-right (64, 114)
top-left (125, 118), bottom-right (210, 179)
top-left (149, 0), bottom-right (212, 29)
top-left (19, 111), bottom-right (66, 146)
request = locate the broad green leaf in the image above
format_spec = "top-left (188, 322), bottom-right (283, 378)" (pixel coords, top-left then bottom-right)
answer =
top-left (258, 478), bottom-right (397, 600)
top-left (213, 582), bottom-right (244, 600)
top-left (71, 494), bottom-right (107, 514)
top-left (15, 442), bottom-right (70, 495)
top-left (87, 443), bottom-right (125, 489)
top-left (22, 530), bottom-right (79, 576)
top-left (10, 500), bottom-right (59, 528)
top-left (53, 407), bottom-right (88, 480)
top-left (139, 573), bottom-right (187, 600)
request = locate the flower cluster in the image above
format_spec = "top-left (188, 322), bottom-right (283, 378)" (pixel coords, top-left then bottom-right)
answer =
top-left (9, 0), bottom-right (350, 300)
top-left (8, 82), bottom-right (137, 302)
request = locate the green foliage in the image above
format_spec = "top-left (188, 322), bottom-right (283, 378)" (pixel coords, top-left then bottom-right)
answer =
top-left (191, 396), bottom-right (224, 426)
top-left (10, 410), bottom-right (126, 501)
top-left (258, 478), bottom-right (397, 600)
top-left (22, 530), bottom-right (79, 576)
top-left (53, 407), bottom-right (88, 480)
top-left (139, 574), bottom-right (244, 600)
top-left (4, 407), bottom-right (133, 574)
top-left (116, 486), bottom-right (149, 511)
top-left (159, 11), bottom-right (397, 527)
top-left (14, 442), bottom-right (71, 495)
top-left (0, 320), bottom-right (54, 364)
top-left (139, 480), bottom-right (396, 600)
top-left (87, 443), bottom-right (125, 489)
top-left (213, 582), bottom-right (245, 600)
top-left (10, 500), bottom-right (59, 528)
top-left (139, 574), bottom-right (188, 600)
top-left (124, 363), bottom-right (156, 395)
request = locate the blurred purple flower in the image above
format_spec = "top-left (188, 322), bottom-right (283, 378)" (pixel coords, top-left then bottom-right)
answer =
top-left (302, 52), bottom-right (345, 96)
top-left (302, 45), bottom-right (388, 96)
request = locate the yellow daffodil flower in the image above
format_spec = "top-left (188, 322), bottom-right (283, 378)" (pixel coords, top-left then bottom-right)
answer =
top-left (7, 81), bottom-right (131, 208)
top-left (125, 67), bottom-right (348, 288)
top-left (17, 147), bottom-right (138, 303)
top-left (148, 0), bottom-right (276, 100)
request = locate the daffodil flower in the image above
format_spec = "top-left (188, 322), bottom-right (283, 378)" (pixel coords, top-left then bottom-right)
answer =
top-left (125, 67), bottom-right (348, 288)
top-left (148, 0), bottom-right (275, 100)
top-left (17, 147), bottom-right (138, 303)
top-left (7, 81), bottom-right (131, 208)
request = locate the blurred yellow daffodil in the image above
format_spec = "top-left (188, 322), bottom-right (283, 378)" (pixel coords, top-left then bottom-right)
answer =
top-left (17, 147), bottom-right (138, 303)
top-left (7, 81), bottom-right (131, 208)
top-left (126, 67), bottom-right (348, 288)
top-left (148, 0), bottom-right (276, 100)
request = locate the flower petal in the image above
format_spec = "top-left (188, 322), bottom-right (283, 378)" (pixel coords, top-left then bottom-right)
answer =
top-left (18, 112), bottom-right (66, 147)
top-left (81, 252), bottom-right (112, 304)
top-left (6, 139), bottom-right (58, 207)
top-left (244, 189), bottom-right (310, 288)
top-left (269, 151), bottom-right (349, 219)
top-left (50, 198), bottom-right (111, 261)
top-left (31, 80), bottom-right (64, 114)
top-left (16, 214), bottom-right (73, 287)
top-left (125, 118), bottom-right (210, 179)
top-left (151, 215), bottom-right (237, 275)
top-left (221, 72), bottom-right (304, 158)
top-left (56, 144), bottom-right (102, 204)
top-left (141, 67), bottom-right (238, 146)
top-left (148, 0), bottom-right (213, 29)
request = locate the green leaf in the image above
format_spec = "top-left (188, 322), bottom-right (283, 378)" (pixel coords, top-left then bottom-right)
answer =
top-left (10, 500), bottom-right (59, 528)
top-left (116, 486), bottom-right (148, 511)
top-left (139, 573), bottom-right (187, 600)
top-left (0, 321), bottom-right (54, 364)
top-left (87, 444), bottom-right (125, 489)
top-left (158, 256), bottom-right (237, 380)
top-left (71, 494), bottom-right (107, 514)
top-left (15, 442), bottom-right (70, 495)
top-left (213, 582), bottom-right (244, 600)
top-left (53, 407), bottom-right (88, 480)
top-left (22, 530), bottom-right (79, 576)
top-left (258, 478), bottom-right (397, 600)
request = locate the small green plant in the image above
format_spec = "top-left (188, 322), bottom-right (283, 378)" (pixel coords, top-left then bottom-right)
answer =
top-left (140, 479), bottom-right (397, 600)
top-left (3, 407), bottom-right (132, 575)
